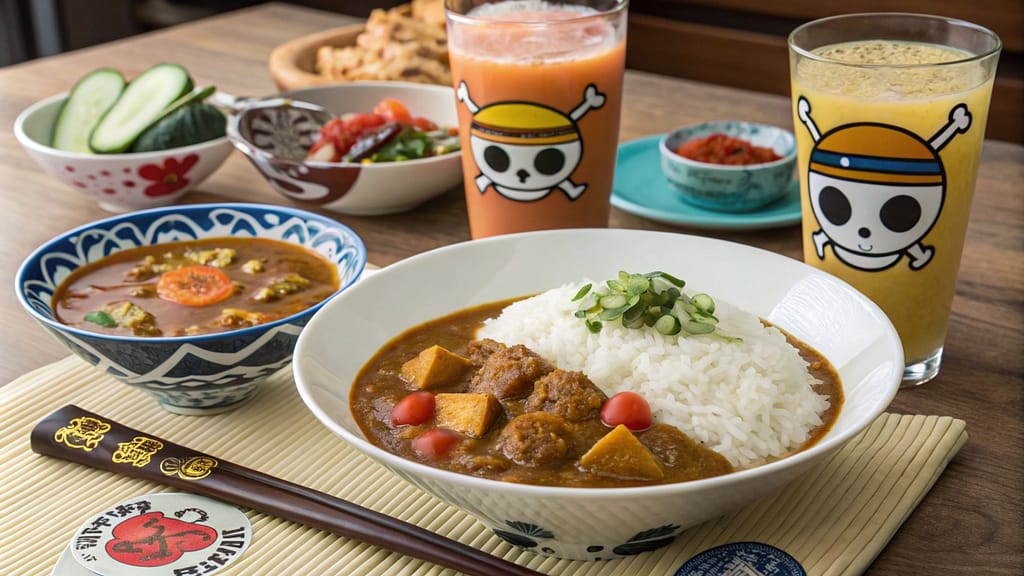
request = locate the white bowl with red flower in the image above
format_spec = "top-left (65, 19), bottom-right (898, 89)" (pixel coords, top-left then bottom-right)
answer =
top-left (14, 93), bottom-right (233, 213)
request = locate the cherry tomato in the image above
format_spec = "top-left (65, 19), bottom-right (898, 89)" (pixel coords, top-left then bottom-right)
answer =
top-left (309, 118), bottom-right (355, 160)
top-left (391, 391), bottom-right (435, 426)
top-left (341, 112), bottom-right (387, 135)
top-left (317, 118), bottom-right (347, 143)
top-left (373, 97), bottom-right (413, 126)
top-left (600, 391), bottom-right (652, 431)
top-left (412, 428), bottom-right (461, 458)
top-left (411, 116), bottom-right (437, 131)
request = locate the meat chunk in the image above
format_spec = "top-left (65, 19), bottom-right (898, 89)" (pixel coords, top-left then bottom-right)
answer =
top-left (465, 338), bottom-right (505, 365)
top-left (434, 392), bottom-right (501, 437)
top-left (470, 343), bottom-right (552, 399)
top-left (497, 412), bottom-right (570, 467)
top-left (524, 369), bottom-right (607, 422)
top-left (400, 345), bottom-right (472, 390)
top-left (579, 424), bottom-right (665, 481)
top-left (639, 424), bottom-right (732, 480)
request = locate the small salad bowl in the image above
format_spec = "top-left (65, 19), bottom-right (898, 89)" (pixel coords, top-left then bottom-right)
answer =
top-left (14, 93), bottom-right (234, 213)
top-left (660, 121), bottom-right (797, 213)
top-left (227, 81), bottom-right (463, 216)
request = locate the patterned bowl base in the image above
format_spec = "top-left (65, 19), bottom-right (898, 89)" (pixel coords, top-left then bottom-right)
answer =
top-left (144, 380), bottom-right (266, 416)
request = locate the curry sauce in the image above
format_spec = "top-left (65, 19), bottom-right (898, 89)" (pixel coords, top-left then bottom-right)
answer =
top-left (351, 298), bottom-right (843, 488)
top-left (53, 237), bottom-right (339, 337)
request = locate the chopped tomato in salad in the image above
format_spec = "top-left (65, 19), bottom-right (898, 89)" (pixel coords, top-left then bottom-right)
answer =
top-left (307, 97), bottom-right (459, 164)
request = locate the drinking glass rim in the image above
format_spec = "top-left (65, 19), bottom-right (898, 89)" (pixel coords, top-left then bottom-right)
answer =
top-left (788, 12), bottom-right (1002, 68)
top-left (445, 0), bottom-right (628, 27)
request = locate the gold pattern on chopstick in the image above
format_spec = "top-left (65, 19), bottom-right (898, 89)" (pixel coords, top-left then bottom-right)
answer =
top-left (54, 417), bottom-right (110, 451)
top-left (160, 455), bottom-right (218, 480)
top-left (111, 437), bottom-right (164, 467)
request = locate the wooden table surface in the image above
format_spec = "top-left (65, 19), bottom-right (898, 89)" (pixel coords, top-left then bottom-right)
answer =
top-left (1, 3), bottom-right (1020, 574)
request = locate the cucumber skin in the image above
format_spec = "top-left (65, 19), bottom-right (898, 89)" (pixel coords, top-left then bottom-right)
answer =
top-left (130, 103), bottom-right (227, 152)
top-left (51, 68), bottom-right (126, 154)
top-left (88, 63), bottom-right (194, 154)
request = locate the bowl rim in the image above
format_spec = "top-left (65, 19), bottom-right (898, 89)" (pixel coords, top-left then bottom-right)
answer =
top-left (659, 120), bottom-right (797, 171)
top-left (15, 202), bottom-right (367, 344)
top-left (226, 81), bottom-right (461, 170)
top-left (295, 228), bottom-right (903, 499)
top-left (14, 92), bottom-right (232, 161)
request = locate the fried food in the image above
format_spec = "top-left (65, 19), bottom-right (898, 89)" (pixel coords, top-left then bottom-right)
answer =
top-left (315, 1), bottom-right (451, 86)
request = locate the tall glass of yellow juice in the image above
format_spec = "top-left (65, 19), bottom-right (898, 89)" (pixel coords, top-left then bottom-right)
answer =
top-left (788, 13), bottom-right (1001, 386)
top-left (445, 0), bottom-right (628, 239)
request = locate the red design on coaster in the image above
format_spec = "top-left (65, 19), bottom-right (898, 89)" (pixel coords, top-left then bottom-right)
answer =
top-left (105, 511), bottom-right (219, 567)
top-left (70, 492), bottom-right (252, 576)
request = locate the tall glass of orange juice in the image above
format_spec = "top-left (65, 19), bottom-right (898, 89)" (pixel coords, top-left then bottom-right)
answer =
top-left (788, 13), bottom-right (1001, 387)
top-left (445, 0), bottom-right (628, 238)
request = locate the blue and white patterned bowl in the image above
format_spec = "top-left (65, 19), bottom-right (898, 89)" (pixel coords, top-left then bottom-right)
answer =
top-left (660, 121), bottom-right (797, 212)
top-left (16, 203), bottom-right (366, 415)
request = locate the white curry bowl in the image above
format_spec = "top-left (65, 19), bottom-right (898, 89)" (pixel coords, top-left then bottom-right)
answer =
top-left (293, 228), bottom-right (902, 560)
top-left (227, 81), bottom-right (463, 216)
top-left (14, 93), bottom-right (233, 213)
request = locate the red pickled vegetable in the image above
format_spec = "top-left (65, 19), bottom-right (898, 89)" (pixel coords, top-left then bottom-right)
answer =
top-left (675, 133), bottom-right (782, 165)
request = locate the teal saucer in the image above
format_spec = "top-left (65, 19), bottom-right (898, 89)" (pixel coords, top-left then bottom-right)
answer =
top-left (612, 135), bottom-right (802, 231)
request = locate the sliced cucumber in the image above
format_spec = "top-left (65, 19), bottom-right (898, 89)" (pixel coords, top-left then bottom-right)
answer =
top-left (51, 68), bottom-right (126, 153)
top-left (89, 63), bottom-right (194, 154)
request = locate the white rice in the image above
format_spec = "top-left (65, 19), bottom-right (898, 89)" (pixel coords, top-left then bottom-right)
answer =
top-left (477, 283), bottom-right (830, 468)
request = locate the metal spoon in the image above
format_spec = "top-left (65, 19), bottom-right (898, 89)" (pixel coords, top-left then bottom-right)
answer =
top-left (214, 92), bottom-right (334, 162)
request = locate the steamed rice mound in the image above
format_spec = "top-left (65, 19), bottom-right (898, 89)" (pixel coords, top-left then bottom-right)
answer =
top-left (477, 283), bottom-right (830, 469)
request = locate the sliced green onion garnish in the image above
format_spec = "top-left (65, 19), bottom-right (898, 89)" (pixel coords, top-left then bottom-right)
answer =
top-left (572, 271), bottom-right (739, 341)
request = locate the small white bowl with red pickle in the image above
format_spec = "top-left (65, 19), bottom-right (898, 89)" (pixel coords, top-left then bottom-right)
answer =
top-left (227, 81), bottom-right (463, 215)
top-left (660, 121), bottom-right (797, 212)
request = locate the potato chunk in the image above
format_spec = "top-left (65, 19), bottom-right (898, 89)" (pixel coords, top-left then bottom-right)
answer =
top-left (579, 424), bottom-right (664, 481)
top-left (401, 345), bottom-right (472, 389)
top-left (434, 393), bottom-right (500, 437)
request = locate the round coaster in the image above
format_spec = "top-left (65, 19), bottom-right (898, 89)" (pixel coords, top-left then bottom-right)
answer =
top-left (69, 493), bottom-right (252, 576)
top-left (674, 541), bottom-right (806, 575)
top-left (51, 545), bottom-right (97, 575)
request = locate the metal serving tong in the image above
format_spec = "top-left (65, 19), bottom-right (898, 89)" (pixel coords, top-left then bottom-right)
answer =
top-left (31, 405), bottom-right (545, 576)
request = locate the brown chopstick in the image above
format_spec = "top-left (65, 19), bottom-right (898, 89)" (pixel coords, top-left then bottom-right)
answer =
top-left (31, 405), bottom-right (545, 576)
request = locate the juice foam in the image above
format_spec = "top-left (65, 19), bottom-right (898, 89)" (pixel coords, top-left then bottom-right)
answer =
top-left (452, 0), bottom-right (620, 64)
top-left (797, 41), bottom-right (988, 100)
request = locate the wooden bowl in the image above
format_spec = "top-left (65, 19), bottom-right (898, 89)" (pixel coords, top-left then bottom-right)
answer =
top-left (268, 24), bottom-right (364, 92)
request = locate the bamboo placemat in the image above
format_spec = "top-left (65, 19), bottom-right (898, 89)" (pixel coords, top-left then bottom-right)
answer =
top-left (0, 355), bottom-right (966, 576)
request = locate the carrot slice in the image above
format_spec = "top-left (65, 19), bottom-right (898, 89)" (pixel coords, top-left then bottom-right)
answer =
top-left (157, 265), bottom-right (234, 307)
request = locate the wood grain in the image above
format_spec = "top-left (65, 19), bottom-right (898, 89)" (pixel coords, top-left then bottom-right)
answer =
top-left (626, 4), bottom-right (1024, 144)
top-left (0, 3), bottom-right (1020, 575)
